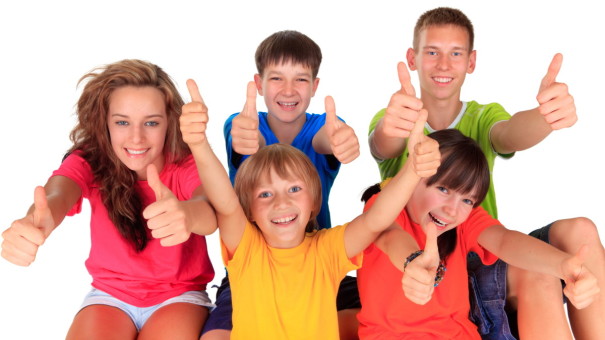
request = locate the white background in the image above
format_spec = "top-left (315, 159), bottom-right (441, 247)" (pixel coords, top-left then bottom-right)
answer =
top-left (0, 1), bottom-right (602, 338)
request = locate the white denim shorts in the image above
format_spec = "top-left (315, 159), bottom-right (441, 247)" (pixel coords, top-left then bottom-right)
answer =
top-left (79, 288), bottom-right (214, 331)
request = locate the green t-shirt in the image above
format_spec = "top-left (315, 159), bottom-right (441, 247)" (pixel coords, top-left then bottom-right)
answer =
top-left (368, 101), bottom-right (513, 219)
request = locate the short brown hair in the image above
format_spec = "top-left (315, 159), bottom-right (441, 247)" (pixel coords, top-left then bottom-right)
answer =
top-left (255, 30), bottom-right (322, 78)
top-left (234, 144), bottom-right (322, 232)
top-left (413, 7), bottom-right (474, 51)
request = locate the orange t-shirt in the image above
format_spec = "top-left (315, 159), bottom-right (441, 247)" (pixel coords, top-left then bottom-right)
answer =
top-left (357, 195), bottom-right (499, 339)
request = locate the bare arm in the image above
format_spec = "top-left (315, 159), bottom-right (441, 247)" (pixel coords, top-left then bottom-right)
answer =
top-left (312, 96), bottom-right (360, 164)
top-left (1, 175), bottom-right (81, 266)
top-left (374, 223), bottom-right (422, 270)
top-left (478, 224), bottom-right (599, 309)
top-left (180, 79), bottom-right (247, 257)
top-left (490, 54), bottom-right (576, 154)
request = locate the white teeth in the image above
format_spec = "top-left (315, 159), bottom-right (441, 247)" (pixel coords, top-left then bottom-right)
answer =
top-left (127, 149), bottom-right (147, 155)
top-left (429, 213), bottom-right (447, 227)
top-left (279, 102), bottom-right (297, 107)
top-left (434, 77), bottom-right (452, 83)
top-left (272, 215), bottom-right (296, 223)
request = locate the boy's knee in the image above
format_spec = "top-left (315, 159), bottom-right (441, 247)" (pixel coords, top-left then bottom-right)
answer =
top-left (550, 217), bottom-right (601, 250)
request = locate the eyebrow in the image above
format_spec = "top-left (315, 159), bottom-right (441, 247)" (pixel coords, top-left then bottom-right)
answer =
top-left (110, 113), bottom-right (166, 119)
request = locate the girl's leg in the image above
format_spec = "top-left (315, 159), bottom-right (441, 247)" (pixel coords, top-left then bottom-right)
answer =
top-left (338, 308), bottom-right (360, 340)
top-left (549, 217), bottom-right (605, 340)
top-left (66, 305), bottom-right (137, 340)
top-left (138, 303), bottom-right (208, 340)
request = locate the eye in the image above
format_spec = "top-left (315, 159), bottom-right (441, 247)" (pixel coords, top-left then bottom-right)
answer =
top-left (427, 51), bottom-right (438, 56)
top-left (258, 191), bottom-right (272, 198)
top-left (296, 78), bottom-right (309, 82)
top-left (145, 121), bottom-right (159, 127)
top-left (289, 186), bottom-right (302, 193)
top-left (270, 77), bottom-right (282, 81)
top-left (437, 186), bottom-right (448, 194)
top-left (115, 120), bottom-right (128, 126)
top-left (452, 51), bottom-right (463, 57)
top-left (462, 198), bottom-right (474, 206)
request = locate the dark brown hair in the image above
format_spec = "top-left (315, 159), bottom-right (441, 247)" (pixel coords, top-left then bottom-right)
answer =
top-left (255, 30), bottom-right (322, 78)
top-left (413, 7), bottom-right (475, 51)
top-left (68, 59), bottom-right (189, 251)
top-left (234, 144), bottom-right (322, 233)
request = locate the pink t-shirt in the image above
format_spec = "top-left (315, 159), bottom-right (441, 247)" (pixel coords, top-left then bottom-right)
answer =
top-left (52, 152), bottom-right (214, 307)
top-left (357, 194), bottom-right (499, 339)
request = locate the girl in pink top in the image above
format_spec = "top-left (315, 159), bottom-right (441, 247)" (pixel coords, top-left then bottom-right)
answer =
top-left (1, 59), bottom-right (216, 339)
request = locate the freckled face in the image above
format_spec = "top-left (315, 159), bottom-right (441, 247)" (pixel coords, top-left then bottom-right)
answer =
top-left (107, 86), bottom-right (167, 180)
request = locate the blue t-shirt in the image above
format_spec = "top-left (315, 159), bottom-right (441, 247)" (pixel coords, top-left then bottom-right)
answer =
top-left (224, 112), bottom-right (340, 229)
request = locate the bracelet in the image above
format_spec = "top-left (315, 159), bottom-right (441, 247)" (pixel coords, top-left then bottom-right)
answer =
top-left (403, 250), bottom-right (447, 287)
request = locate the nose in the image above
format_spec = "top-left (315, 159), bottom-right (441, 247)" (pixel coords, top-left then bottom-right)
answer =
top-left (442, 196), bottom-right (459, 216)
top-left (282, 80), bottom-right (295, 96)
top-left (130, 125), bottom-right (144, 143)
top-left (273, 192), bottom-right (291, 209)
top-left (436, 54), bottom-right (450, 71)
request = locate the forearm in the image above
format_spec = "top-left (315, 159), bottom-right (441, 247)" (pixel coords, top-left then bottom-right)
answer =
top-left (311, 125), bottom-right (331, 155)
top-left (363, 163), bottom-right (419, 233)
top-left (190, 142), bottom-right (240, 216)
top-left (183, 196), bottom-right (218, 236)
top-left (369, 121), bottom-right (407, 160)
top-left (480, 226), bottom-right (569, 279)
top-left (490, 109), bottom-right (552, 154)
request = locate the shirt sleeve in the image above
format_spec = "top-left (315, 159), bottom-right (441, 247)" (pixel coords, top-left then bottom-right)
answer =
top-left (460, 206), bottom-right (500, 265)
top-left (50, 152), bottom-right (91, 216)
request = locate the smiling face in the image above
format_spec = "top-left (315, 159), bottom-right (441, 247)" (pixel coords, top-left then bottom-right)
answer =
top-left (408, 24), bottom-right (476, 103)
top-left (406, 179), bottom-right (477, 236)
top-left (254, 61), bottom-right (320, 131)
top-left (250, 167), bottom-right (314, 248)
top-left (107, 86), bottom-right (167, 180)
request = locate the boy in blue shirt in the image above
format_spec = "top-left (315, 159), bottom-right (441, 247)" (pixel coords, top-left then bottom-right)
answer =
top-left (368, 7), bottom-right (605, 340)
top-left (203, 30), bottom-right (361, 340)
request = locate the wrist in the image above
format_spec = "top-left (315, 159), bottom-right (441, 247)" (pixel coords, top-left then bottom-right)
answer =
top-left (403, 250), bottom-right (447, 287)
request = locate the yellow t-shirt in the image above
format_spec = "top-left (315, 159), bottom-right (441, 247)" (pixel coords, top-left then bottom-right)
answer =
top-left (222, 221), bottom-right (361, 340)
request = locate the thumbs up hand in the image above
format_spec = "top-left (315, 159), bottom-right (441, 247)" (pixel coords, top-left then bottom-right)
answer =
top-left (381, 62), bottom-right (424, 139)
top-left (142, 164), bottom-right (191, 247)
top-left (180, 79), bottom-right (209, 147)
top-left (401, 222), bottom-right (441, 305)
top-left (324, 96), bottom-right (360, 164)
top-left (1, 186), bottom-right (54, 266)
top-left (406, 109), bottom-right (440, 178)
top-left (231, 82), bottom-right (261, 155)
top-left (536, 53), bottom-right (577, 130)
top-left (561, 245), bottom-right (600, 310)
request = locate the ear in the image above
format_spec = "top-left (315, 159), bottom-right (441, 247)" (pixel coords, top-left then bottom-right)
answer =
top-left (253, 74), bottom-right (264, 96)
top-left (467, 50), bottom-right (477, 74)
top-left (311, 77), bottom-right (320, 97)
top-left (406, 48), bottom-right (418, 71)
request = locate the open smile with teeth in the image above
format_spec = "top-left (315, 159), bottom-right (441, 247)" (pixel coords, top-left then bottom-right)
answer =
top-left (433, 77), bottom-right (453, 84)
top-left (429, 212), bottom-right (448, 228)
top-left (278, 101), bottom-right (298, 108)
top-left (272, 215), bottom-right (297, 224)
top-left (126, 148), bottom-right (149, 155)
